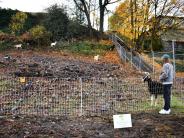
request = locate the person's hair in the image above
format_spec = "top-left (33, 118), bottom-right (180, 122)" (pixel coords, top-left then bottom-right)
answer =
top-left (163, 58), bottom-right (169, 63)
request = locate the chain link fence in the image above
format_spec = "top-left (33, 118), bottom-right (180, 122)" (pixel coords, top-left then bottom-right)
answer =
top-left (0, 76), bottom-right (183, 117)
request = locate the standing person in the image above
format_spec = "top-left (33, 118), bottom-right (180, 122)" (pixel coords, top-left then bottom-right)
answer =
top-left (159, 54), bottom-right (174, 114)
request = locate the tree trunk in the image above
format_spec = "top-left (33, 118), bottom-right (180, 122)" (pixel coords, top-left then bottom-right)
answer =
top-left (99, 7), bottom-right (105, 33)
top-left (86, 15), bottom-right (93, 37)
top-left (134, 0), bottom-right (137, 43)
top-left (99, 0), bottom-right (120, 34)
top-left (130, 0), bottom-right (134, 40)
top-left (73, 0), bottom-right (93, 36)
top-left (99, 0), bottom-right (105, 34)
top-left (80, 0), bottom-right (92, 29)
top-left (85, 11), bottom-right (92, 28)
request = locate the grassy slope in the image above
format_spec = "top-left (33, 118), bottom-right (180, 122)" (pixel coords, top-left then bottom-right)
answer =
top-left (55, 40), bottom-right (113, 56)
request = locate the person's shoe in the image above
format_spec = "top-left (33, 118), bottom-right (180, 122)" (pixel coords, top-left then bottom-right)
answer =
top-left (159, 109), bottom-right (171, 114)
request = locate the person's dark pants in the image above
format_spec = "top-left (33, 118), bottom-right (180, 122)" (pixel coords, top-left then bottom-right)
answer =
top-left (163, 84), bottom-right (172, 111)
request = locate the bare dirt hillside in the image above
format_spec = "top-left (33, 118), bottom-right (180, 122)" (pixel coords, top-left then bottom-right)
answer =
top-left (0, 50), bottom-right (140, 79)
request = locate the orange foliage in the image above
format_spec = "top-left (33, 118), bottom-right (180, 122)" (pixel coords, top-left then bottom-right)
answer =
top-left (20, 32), bottom-right (32, 42)
top-left (109, 0), bottom-right (150, 41)
top-left (99, 39), bottom-right (113, 46)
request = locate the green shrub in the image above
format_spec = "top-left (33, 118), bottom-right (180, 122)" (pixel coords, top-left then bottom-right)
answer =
top-left (0, 41), bottom-right (14, 51)
top-left (29, 25), bottom-right (51, 47)
top-left (44, 4), bottom-right (69, 41)
top-left (56, 41), bottom-right (113, 55)
top-left (151, 38), bottom-right (163, 51)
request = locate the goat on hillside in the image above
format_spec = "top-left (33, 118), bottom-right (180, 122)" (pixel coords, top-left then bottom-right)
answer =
top-left (51, 41), bottom-right (57, 47)
top-left (143, 72), bottom-right (163, 106)
top-left (4, 55), bottom-right (11, 61)
top-left (14, 44), bottom-right (22, 49)
top-left (94, 55), bottom-right (100, 61)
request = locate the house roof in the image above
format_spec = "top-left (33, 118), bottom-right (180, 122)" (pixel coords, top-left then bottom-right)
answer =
top-left (147, 15), bottom-right (184, 30)
top-left (161, 29), bottom-right (184, 42)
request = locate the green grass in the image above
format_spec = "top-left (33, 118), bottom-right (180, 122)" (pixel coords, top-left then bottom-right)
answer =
top-left (136, 95), bottom-right (184, 114)
top-left (0, 41), bottom-right (14, 51)
top-left (146, 52), bottom-right (184, 72)
top-left (171, 96), bottom-right (184, 113)
top-left (155, 59), bottom-right (184, 72)
top-left (56, 41), bottom-right (113, 56)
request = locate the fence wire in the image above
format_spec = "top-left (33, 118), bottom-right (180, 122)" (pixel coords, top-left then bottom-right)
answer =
top-left (142, 51), bottom-right (184, 75)
top-left (111, 34), bottom-right (153, 73)
top-left (0, 76), bottom-right (183, 117)
top-left (154, 52), bottom-right (184, 73)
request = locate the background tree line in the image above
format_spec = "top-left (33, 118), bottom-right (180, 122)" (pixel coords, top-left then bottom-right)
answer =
top-left (0, 8), bottom-right (45, 33)
top-left (0, 4), bottom-right (100, 48)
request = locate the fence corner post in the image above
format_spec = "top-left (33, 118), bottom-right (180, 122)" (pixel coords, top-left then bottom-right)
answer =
top-left (172, 40), bottom-right (176, 80)
top-left (151, 50), bottom-right (155, 76)
top-left (79, 77), bottom-right (83, 116)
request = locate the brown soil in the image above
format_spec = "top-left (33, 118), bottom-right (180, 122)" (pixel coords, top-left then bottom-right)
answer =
top-left (0, 113), bottom-right (183, 138)
top-left (0, 50), bottom-right (140, 79)
top-left (0, 50), bottom-right (183, 138)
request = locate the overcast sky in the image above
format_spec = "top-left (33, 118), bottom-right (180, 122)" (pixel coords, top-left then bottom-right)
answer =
top-left (0, 0), bottom-right (120, 30)
top-left (0, 0), bottom-right (71, 12)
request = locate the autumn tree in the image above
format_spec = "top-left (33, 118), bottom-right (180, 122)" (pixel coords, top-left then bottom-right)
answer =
top-left (109, 0), bottom-right (144, 43)
top-left (148, 0), bottom-right (184, 50)
top-left (109, 0), bottom-right (184, 50)
top-left (9, 12), bottom-right (28, 35)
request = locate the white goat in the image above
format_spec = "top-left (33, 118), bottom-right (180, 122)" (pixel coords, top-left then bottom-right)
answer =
top-left (14, 44), bottom-right (22, 49)
top-left (51, 41), bottom-right (57, 47)
top-left (94, 55), bottom-right (100, 61)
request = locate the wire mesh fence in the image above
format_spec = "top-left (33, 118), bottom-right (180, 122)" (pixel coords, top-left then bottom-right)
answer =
top-left (153, 52), bottom-right (184, 73)
top-left (110, 34), bottom-right (184, 76)
top-left (111, 34), bottom-right (153, 73)
top-left (0, 76), bottom-right (183, 117)
top-left (141, 51), bottom-right (184, 77)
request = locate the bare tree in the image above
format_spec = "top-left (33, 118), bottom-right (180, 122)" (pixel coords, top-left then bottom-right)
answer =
top-left (73, 0), bottom-right (93, 29)
top-left (149, 0), bottom-right (184, 50)
top-left (98, 0), bottom-right (120, 33)
top-left (72, 0), bottom-right (120, 34)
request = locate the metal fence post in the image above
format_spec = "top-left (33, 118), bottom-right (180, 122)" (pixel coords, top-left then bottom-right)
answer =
top-left (152, 51), bottom-right (155, 76)
top-left (139, 55), bottom-right (141, 71)
top-left (115, 34), bottom-right (117, 44)
top-left (79, 78), bottom-right (83, 116)
top-left (172, 40), bottom-right (176, 79)
top-left (131, 50), bottom-right (133, 68)
top-left (124, 50), bottom-right (127, 63)
top-left (120, 46), bottom-right (122, 59)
